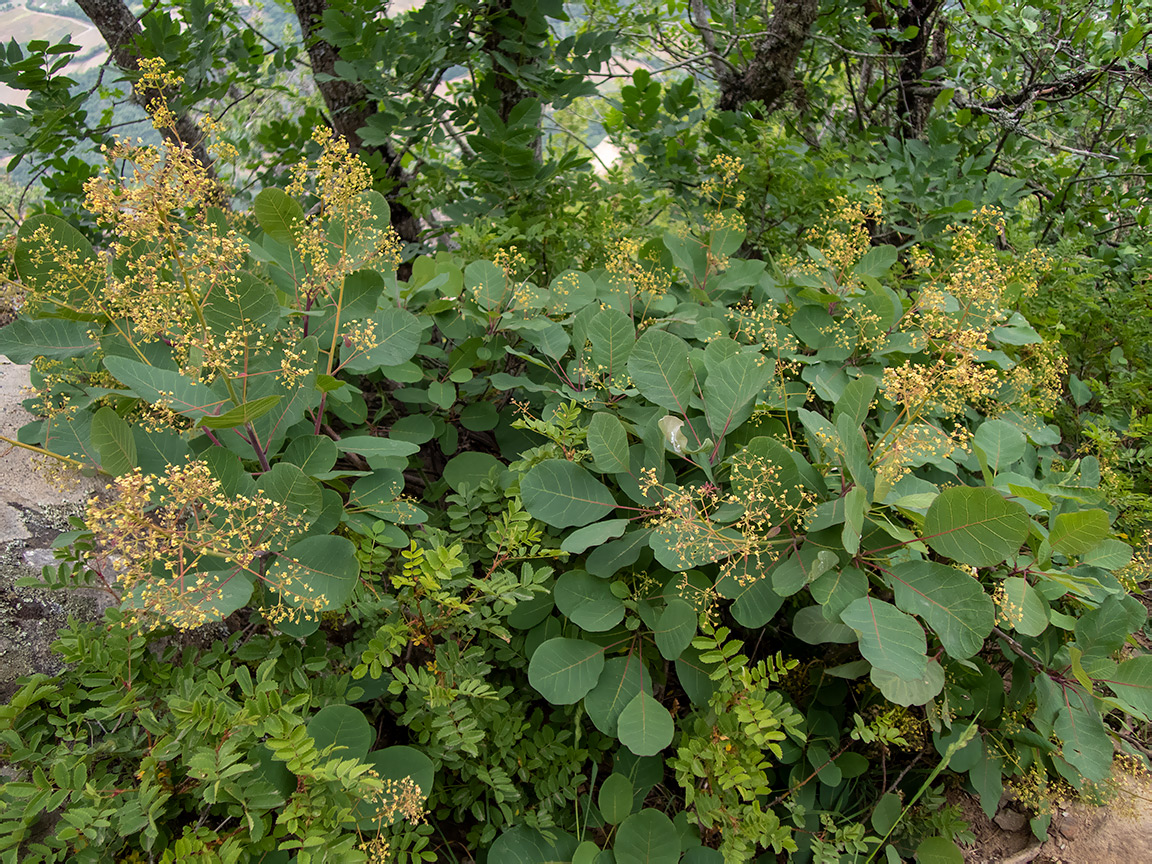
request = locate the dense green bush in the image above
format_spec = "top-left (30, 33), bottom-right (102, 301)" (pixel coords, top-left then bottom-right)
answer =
top-left (2, 90), bottom-right (1152, 863)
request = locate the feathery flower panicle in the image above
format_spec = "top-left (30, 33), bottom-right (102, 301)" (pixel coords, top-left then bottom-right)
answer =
top-left (85, 461), bottom-right (308, 631)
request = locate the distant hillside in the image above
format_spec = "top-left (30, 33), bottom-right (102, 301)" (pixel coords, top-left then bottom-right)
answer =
top-left (0, 0), bottom-right (107, 108)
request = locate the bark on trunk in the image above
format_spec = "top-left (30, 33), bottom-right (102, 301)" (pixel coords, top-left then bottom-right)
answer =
top-left (74, 0), bottom-right (219, 188)
top-left (291, 0), bottom-right (421, 243)
top-left (892, 0), bottom-right (944, 140)
top-left (717, 0), bottom-right (819, 113)
top-left (480, 0), bottom-right (534, 124)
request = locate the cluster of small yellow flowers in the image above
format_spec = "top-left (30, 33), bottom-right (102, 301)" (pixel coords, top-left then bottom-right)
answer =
top-left (642, 456), bottom-right (812, 586)
top-left (29, 452), bottom-right (87, 493)
top-left (342, 319), bottom-right (380, 358)
top-left (26, 356), bottom-right (78, 420)
top-left (881, 350), bottom-right (1002, 418)
top-left (992, 581), bottom-right (1024, 628)
top-left (700, 153), bottom-right (746, 207)
top-left (908, 245), bottom-right (935, 273)
top-left (1008, 764), bottom-right (1075, 817)
top-left (493, 246), bottom-right (528, 281)
top-left (289, 126), bottom-right (371, 213)
top-left (84, 460), bottom-right (304, 631)
top-left (198, 113), bottom-right (239, 163)
top-left (873, 422), bottom-right (968, 489)
top-left (702, 209), bottom-right (746, 273)
top-left (817, 318), bottom-right (860, 353)
top-left (356, 835), bottom-right (391, 864)
top-left (791, 188), bottom-right (883, 288)
top-left (573, 347), bottom-right (634, 393)
top-left (840, 302), bottom-right (889, 353)
top-left (133, 399), bottom-right (193, 435)
top-left (605, 238), bottom-right (672, 299)
top-left (135, 57), bottom-right (184, 131)
top-left (17, 223), bottom-right (104, 316)
top-left (0, 232), bottom-right (25, 318)
top-left (360, 772), bottom-right (426, 828)
top-left (288, 127), bottom-right (402, 287)
top-left (726, 299), bottom-right (796, 352)
top-left (279, 341), bottom-right (312, 389)
top-left (997, 340), bottom-right (1068, 416)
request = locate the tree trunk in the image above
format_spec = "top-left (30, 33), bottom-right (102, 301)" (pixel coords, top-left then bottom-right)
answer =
top-left (74, 0), bottom-right (219, 188)
top-left (717, 0), bottom-right (819, 113)
top-left (291, 0), bottom-right (421, 243)
top-left (480, 0), bottom-right (534, 124)
top-left (892, 0), bottom-right (945, 140)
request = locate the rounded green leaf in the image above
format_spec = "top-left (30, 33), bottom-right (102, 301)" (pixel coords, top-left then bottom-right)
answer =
top-left (348, 470), bottom-right (426, 524)
top-left (674, 645), bottom-right (717, 706)
top-left (282, 434), bottom-right (339, 476)
top-left (528, 637), bottom-right (605, 704)
top-left (0, 317), bottom-right (96, 365)
top-left (91, 406), bottom-right (137, 476)
top-left (614, 808), bottom-right (680, 864)
top-left (702, 350), bottom-right (772, 439)
top-left (488, 827), bottom-right (579, 864)
top-left (257, 462), bottom-right (324, 541)
top-left (871, 659), bottom-right (945, 706)
top-left (390, 414), bottom-right (436, 444)
top-left (889, 561), bottom-right (994, 659)
top-left (573, 841), bottom-right (602, 864)
top-left (253, 187), bottom-right (304, 244)
top-left (871, 791), bottom-right (903, 835)
top-left (793, 605), bottom-right (857, 645)
top-left (466, 259), bottom-right (510, 311)
top-left (1107, 655), bottom-right (1152, 716)
top-left (460, 400), bottom-right (498, 431)
top-left (1002, 577), bottom-right (1049, 637)
top-left (915, 836), bottom-right (964, 864)
top-left (598, 773), bottom-right (634, 825)
top-left (561, 519), bottom-right (630, 555)
top-left (1050, 509), bottom-right (1111, 556)
top-left (507, 579), bottom-right (555, 630)
top-left (840, 596), bottom-right (927, 678)
top-left (626, 328), bottom-right (694, 413)
top-left (341, 306), bottom-right (424, 373)
top-left (923, 486), bottom-right (1029, 567)
top-left (681, 849), bottom-right (724, 864)
top-left (617, 692), bottom-right (674, 756)
top-left (973, 419), bottom-right (1027, 473)
top-left (307, 705), bottom-right (373, 762)
top-left (585, 656), bottom-right (652, 737)
top-left (336, 435), bottom-right (421, 459)
top-left (653, 599), bottom-right (697, 660)
top-left (587, 307), bottom-right (635, 377)
top-left (203, 271), bottom-right (280, 336)
top-left (521, 459), bottom-right (617, 528)
top-left (443, 451), bottom-right (502, 491)
top-left (555, 570), bottom-right (626, 631)
top-left (268, 535), bottom-right (360, 613)
top-left (587, 412), bottom-right (631, 473)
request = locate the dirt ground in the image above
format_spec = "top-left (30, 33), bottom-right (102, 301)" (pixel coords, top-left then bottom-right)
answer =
top-left (953, 772), bottom-right (1152, 864)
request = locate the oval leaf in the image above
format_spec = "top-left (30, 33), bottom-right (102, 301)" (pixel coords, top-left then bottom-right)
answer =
top-left (528, 638), bottom-right (605, 705)
top-left (617, 692), bottom-right (674, 756)
top-left (923, 486), bottom-right (1029, 567)
top-left (521, 460), bottom-right (617, 528)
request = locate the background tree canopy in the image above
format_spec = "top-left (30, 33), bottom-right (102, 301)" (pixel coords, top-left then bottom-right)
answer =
top-left (3, 1), bottom-right (1152, 863)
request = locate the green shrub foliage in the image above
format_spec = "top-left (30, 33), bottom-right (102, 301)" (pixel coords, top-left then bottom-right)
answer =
top-left (1, 117), bottom-right (1150, 863)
